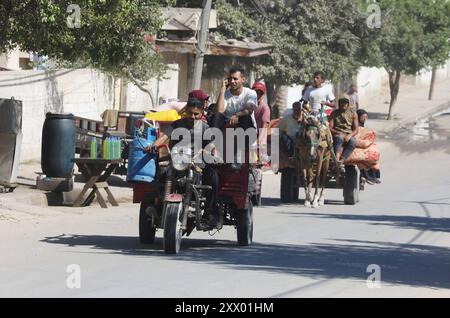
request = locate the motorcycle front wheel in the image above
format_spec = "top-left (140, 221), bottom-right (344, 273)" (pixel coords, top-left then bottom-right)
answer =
top-left (163, 202), bottom-right (183, 254)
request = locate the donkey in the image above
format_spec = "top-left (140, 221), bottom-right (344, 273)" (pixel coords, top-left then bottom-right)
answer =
top-left (296, 116), bottom-right (333, 208)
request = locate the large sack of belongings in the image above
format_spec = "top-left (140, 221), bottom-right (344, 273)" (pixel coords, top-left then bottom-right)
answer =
top-left (354, 127), bottom-right (377, 149)
top-left (344, 127), bottom-right (380, 170)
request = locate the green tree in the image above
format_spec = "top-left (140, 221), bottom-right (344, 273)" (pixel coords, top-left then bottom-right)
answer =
top-left (420, 0), bottom-right (450, 101)
top-left (0, 0), bottom-right (174, 103)
top-left (361, 0), bottom-right (450, 119)
top-left (204, 0), bottom-right (367, 113)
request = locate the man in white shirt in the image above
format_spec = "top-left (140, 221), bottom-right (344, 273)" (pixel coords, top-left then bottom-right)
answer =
top-left (214, 66), bottom-right (258, 130)
top-left (302, 71), bottom-right (336, 117)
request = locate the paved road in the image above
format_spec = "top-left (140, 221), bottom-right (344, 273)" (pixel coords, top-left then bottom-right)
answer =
top-left (1, 129), bottom-right (450, 297)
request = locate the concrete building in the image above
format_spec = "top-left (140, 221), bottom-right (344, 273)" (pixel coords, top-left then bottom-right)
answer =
top-left (0, 49), bottom-right (33, 71)
top-left (158, 8), bottom-right (272, 102)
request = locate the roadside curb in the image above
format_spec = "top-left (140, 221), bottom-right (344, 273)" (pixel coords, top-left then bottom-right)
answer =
top-left (399, 101), bottom-right (450, 126)
top-left (376, 101), bottom-right (450, 136)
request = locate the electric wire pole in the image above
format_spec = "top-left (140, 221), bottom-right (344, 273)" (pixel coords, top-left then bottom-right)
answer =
top-left (192, 0), bottom-right (212, 90)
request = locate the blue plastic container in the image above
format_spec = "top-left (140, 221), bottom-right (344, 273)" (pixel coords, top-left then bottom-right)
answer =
top-left (127, 127), bottom-right (157, 183)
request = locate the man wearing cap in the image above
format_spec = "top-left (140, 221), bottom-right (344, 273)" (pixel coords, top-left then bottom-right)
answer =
top-left (178, 89), bottom-right (210, 123)
top-left (252, 81), bottom-right (271, 150)
top-left (328, 94), bottom-right (359, 169)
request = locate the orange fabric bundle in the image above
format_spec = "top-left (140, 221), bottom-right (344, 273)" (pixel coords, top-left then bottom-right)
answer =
top-left (345, 144), bottom-right (380, 167)
top-left (355, 127), bottom-right (376, 149)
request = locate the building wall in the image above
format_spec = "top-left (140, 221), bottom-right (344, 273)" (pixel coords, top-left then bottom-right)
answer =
top-left (0, 69), bottom-right (113, 162)
top-left (162, 52), bottom-right (257, 104)
top-left (356, 67), bottom-right (389, 108)
top-left (124, 64), bottom-right (179, 111)
top-left (408, 60), bottom-right (450, 86)
top-left (163, 53), bottom-right (190, 101)
top-left (357, 60), bottom-right (450, 108)
top-left (0, 49), bottom-right (31, 70)
top-left (0, 68), bottom-right (178, 162)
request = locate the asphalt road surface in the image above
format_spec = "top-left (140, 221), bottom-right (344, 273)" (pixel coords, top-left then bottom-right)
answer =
top-left (1, 120), bottom-right (449, 298)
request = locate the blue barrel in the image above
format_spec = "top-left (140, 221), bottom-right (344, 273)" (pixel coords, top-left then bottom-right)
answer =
top-left (41, 113), bottom-right (76, 178)
top-left (127, 127), bottom-right (157, 183)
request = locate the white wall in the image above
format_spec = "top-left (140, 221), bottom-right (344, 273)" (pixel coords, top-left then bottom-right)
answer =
top-left (356, 67), bottom-right (389, 108)
top-left (0, 68), bottom-right (178, 162)
top-left (0, 49), bottom-right (21, 70)
top-left (0, 69), bottom-right (114, 162)
top-left (286, 85), bottom-right (303, 110)
top-left (125, 64), bottom-right (179, 111)
top-left (412, 61), bottom-right (450, 86)
top-left (357, 59), bottom-right (450, 107)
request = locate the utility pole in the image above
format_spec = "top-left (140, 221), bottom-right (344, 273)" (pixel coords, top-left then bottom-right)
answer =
top-left (192, 0), bottom-right (212, 90)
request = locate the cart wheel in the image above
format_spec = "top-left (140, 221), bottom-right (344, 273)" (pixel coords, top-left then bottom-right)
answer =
top-left (163, 202), bottom-right (183, 254)
top-left (292, 176), bottom-right (299, 202)
top-left (280, 169), bottom-right (297, 203)
top-left (139, 201), bottom-right (157, 244)
top-left (343, 165), bottom-right (360, 205)
top-left (236, 201), bottom-right (253, 246)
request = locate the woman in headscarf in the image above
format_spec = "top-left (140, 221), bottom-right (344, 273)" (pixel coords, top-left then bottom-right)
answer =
top-left (356, 109), bottom-right (381, 185)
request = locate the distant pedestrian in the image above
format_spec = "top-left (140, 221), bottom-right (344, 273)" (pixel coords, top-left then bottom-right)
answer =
top-left (347, 84), bottom-right (359, 111)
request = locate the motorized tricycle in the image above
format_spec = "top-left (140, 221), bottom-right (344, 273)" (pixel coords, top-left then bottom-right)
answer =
top-left (137, 143), bottom-right (262, 254)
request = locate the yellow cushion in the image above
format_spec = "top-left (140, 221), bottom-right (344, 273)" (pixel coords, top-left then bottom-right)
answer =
top-left (145, 110), bottom-right (181, 122)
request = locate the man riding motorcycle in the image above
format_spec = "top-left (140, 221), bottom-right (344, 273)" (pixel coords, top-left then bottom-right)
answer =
top-left (144, 98), bottom-right (222, 229)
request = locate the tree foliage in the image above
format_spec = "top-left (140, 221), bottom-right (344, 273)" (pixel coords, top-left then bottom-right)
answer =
top-left (361, 0), bottom-right (450, 119)
top-left (0, 0), bottom-right (174, 83)
top-left (212, 0), bottom-right (367, 85)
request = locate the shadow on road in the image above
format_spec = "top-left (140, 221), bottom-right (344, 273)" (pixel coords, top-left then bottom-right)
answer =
top-left (41, 234), bottom-right (450, 290)
top-left (367, 112), bottom-right (388, 120)
top-left (295, 210), bottom-right (450, 233)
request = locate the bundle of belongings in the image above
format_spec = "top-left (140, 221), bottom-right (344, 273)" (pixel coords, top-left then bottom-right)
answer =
top-left (344, 127), bottom-right (380, 171)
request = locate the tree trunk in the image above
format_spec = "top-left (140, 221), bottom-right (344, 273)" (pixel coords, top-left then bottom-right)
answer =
top-left (335, 80), bottom-right (342, 102)
top-left (265, 81), bottom-right (277, 119)
top-left (127, 70), bottom-right (155, 107)
top-left (275, 84), bottom-right (289, 118)
top-left (387, 70), bottom-right (401, 120)
top-left (428, 66), bottom-right (436, 101)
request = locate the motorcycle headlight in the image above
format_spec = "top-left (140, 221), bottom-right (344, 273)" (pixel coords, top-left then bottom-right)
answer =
top-left (171, 146), bottom-right (192, 171)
